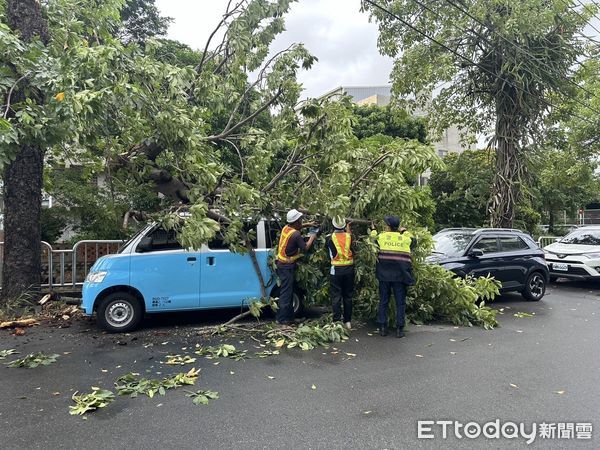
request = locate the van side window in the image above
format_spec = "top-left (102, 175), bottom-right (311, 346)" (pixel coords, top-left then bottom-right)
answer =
top-left (208, 231), bottom-right (229, 250)
top-left (266, 221), bottom-right (282, 249)
top-left (208, 223), bottom-right (258, 250)
top-left (147, 227), bottom-right (182, 251)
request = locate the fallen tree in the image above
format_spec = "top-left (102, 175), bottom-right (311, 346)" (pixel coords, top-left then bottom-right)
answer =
top-left (1, 0), bottom-right (500, 328)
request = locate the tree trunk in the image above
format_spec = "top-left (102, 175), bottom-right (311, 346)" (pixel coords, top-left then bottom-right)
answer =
top-left (549, 209), bottom-right (555, 234)
top-left (489, 100), bottom-right (522, 228)
top-left (1, 145), bottom-right (44, 302)
top-left (1, 0), bottom-right (49, 304)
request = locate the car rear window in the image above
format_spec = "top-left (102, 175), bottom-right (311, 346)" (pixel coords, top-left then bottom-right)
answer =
top-left (499, 236), bottom-right (529, 251)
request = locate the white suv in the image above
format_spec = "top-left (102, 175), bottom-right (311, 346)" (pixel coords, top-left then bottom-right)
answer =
top-left (544, 226), bottom-right (600, 280)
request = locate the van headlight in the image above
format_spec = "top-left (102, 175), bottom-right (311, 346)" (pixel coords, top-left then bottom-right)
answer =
top-left (86, 271), bottom-right (108, 283)
top-left (583, 253), bottom-right (600, 259)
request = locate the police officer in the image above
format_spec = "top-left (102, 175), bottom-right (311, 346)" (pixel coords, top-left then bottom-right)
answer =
top-left (370, 216), bottom-right (416, 337)
top-left (275, 209), bottom-right (318, 325)
top-left (326, 217), bottom-right (355, 330)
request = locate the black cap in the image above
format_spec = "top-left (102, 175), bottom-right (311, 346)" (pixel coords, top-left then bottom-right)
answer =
top-left (384, 215), bottom-right (400, 230)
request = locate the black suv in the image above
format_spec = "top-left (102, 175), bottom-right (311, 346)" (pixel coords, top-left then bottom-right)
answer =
top-left (428, 228), bottom-right (549, 301)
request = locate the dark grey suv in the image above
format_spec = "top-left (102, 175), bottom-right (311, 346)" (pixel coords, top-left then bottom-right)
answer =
top-left (428, 228), bottom-right (550, 301)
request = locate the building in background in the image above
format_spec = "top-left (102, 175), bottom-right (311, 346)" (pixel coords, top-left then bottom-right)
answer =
top-left (319, 85), bottom-right (475, 184)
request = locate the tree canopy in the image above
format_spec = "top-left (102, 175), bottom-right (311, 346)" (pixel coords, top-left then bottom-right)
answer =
top-left (362, 0), bottom-right (594, 227)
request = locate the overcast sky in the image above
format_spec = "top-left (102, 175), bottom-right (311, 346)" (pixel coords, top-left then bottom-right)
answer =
top-left (155, 0), bottom-right (393, 99)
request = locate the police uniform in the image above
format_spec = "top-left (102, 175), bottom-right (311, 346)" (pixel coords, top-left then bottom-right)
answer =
top-left (371, 216), bottom-right (416, 336)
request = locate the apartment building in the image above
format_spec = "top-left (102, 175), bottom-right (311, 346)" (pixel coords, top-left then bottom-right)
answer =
top-left (319, 85), bottom-right (474, 184)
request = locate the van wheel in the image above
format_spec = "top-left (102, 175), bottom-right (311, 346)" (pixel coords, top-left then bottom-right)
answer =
top-left (97, 292), bottom-right (143, 333)
top-left (522, 272), bottom-right (546, 301)
top-left (292, 290), bottom-right (305, 317)
top-left (269, 288), bottom-right (304, 317)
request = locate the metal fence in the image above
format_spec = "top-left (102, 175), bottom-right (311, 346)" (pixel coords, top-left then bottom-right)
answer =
top-left (0, 240), bottom-right (123, 290)
top-left (537, 236), bottom-right (559, 248)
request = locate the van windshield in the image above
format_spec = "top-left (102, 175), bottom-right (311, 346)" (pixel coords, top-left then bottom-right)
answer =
top-left (118, 224), bottom-right (153, 253)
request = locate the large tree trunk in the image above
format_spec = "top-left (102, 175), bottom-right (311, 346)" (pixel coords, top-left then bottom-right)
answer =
top-left (1, 0), bottom-right (49, 304)
top-left (1, 146), bottom-right (44, 301)
top-left (489, 99), bottom-right (522, 228)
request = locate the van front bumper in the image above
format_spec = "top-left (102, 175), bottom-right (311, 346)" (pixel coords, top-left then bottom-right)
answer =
top-left (81, 281), bottom-right (103, 315)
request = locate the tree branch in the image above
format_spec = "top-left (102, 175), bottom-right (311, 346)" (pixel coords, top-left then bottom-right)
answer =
top-left (351, 151), bottom-right (392, 191)
top-left (195, 0), bottom-right (246, 75)
top-left (3, 72), bottom-right (30, 119)
top-left (204, 88), bottom-right (283, 141)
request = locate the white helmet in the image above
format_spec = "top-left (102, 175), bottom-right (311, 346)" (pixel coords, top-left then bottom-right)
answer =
top-left (332, 216), bottom-right (346, 230)
top-left (286, 208), bottom-right (303, 223)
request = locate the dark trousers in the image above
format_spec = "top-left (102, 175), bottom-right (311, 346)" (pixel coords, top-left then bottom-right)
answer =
top-left (377, 281), bottom-right (407, 328)
top-left (330, 269), bottom-right (355, 322)
top-left (276, 266), bottom-right (295, 323)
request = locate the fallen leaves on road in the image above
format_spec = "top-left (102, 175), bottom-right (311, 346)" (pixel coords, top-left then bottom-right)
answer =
top-left (115, 368), bottom-right (199, 398)
top-left (555, 390), bottom-right (566, 395)
top-left (0, 349), bottom-right (18, 359)
top-left (6, 352), bottom-right (59, 368)
top-left (510, 383), bottom-right (519, 389)
top-left (514, 312), bottom-right (535, 318)
top-left (255, 349), bottom-right (280, 358)
top-left (164, 355), bottom-right (197, 366)
top-left (415, 354), bottom-right (424, 358)
top-left (69, 388), bottom-right (115, 416)
top-left (267, 376), bottom-right (275, 380)
top-left (195, 344), bottom-right (247, 361)
top-left (311, 384), bottom-right (317, 390)
top-left (186, 390), bottom-right (219, 406)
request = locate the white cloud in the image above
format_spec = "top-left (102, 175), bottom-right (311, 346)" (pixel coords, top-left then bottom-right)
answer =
top-left (155, 0), bottom-right (393, 98)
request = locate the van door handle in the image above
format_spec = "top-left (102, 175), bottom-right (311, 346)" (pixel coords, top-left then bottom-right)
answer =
top-left (207, 257), bottom-right (215, 266)
top-left (187, 257), bottom-right (197, 262)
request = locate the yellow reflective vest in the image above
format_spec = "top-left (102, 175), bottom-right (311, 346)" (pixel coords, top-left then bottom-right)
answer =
top-left (330, 232), bottom-right (354, 266)
top-left (276, 225), bottom-right (303, 264)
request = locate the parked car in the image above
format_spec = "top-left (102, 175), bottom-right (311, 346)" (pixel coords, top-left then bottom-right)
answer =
top-left (429, 228), bottom-right (549, 301)
top-left (81, 220), bottom-right (301, 332)
top-left (544, 226), bottom-right (600, 281)
top-left (539, 224), bottom-right (580, 235)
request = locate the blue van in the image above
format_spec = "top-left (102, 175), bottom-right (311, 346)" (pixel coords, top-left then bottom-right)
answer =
top-left (81, 221), bottom-right (303, 332)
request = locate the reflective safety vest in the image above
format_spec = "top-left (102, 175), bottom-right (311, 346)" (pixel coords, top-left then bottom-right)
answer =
top-left (330, 232), bottom-right (354, 266)
top-left (371, 230), bottom-right (413, 262)
top-left (276, 225), bottom-right (303, 264)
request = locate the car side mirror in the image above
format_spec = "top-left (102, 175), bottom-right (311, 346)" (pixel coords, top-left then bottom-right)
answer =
top-left (468, 248), bottom-right (484, 258)
top-left (554, 238), bottom-right (560, 243)
top-left (136, 236), bottom-right (153, 253)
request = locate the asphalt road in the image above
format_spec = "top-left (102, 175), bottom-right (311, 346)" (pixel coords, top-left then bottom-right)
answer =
top-left (1, 281), bottom-right (600, 450)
